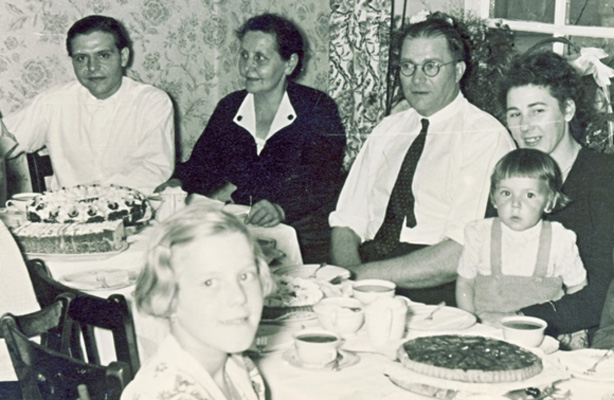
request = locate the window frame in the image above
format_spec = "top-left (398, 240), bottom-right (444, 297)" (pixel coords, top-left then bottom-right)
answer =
top-left (465, 0), bottom-right (614, 54)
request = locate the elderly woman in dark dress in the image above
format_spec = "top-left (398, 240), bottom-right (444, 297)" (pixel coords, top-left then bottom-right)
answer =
top-left (497, 51), bottom-right (614, 348)
top-left (158, 14), bottom-right (346, 263)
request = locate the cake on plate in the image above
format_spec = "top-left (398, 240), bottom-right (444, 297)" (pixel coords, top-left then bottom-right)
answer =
top-left (10, 184), bottom-right (150, 254)
top-left (25, 184), bottom-right (150, 225)
top-left (397, 335), bottom-right (543, 383)
top-left (12, 220), bottom-right (125, 254)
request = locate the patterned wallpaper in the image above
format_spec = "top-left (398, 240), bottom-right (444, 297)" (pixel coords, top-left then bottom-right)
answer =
top-left (0, 0), bottom-right (331, 192)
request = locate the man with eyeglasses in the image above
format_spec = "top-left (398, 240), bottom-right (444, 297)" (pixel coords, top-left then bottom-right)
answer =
top-left (329, 15), bottom-right (514, 306)
top-left (1, 15), bottom-right (174, 194)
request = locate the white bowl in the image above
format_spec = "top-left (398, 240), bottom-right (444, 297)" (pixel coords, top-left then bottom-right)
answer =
top-left (352, 279), bottom-right (396, 304)
top-left (501, 316), bottom-right (547, 347)
top-left (313, 298), bottom-right (364, 335)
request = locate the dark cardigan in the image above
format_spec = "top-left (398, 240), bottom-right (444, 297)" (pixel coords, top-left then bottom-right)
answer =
top-left (522, 148), bottom-right (614, 337)
top-left (174, 82), bottom-right (346, 262)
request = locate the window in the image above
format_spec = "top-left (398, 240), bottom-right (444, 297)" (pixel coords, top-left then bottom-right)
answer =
top-left (465, 0), bottom-right (614, 55)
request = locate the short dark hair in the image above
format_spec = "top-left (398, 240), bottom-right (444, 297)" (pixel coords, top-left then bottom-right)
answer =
top-left (237, 13), bottom-right (305, 80)
top-left (395, 12), bottom-right (469, 64)
top-left (490, 148), bottom-right (571, 211)
top-left (66, 15), bottom-right (131, 56)
top-left (499, 51), bottom-right (597, 143)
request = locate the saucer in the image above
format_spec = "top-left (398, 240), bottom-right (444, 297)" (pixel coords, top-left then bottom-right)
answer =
top-left (282, 348), bottom-right (360, 370)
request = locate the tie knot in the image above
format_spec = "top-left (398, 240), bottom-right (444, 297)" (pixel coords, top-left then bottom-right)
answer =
top-left (421, 119), bottom-right (429, 131)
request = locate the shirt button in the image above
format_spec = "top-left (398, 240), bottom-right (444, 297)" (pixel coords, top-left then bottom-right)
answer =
top-left (237, 115), bottom-right (243, 121)
top-left (288, 115), bottom-right (294, 120)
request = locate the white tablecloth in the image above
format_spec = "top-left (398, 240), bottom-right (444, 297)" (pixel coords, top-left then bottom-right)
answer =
top-left (253, 318), bottom-right (614, 399)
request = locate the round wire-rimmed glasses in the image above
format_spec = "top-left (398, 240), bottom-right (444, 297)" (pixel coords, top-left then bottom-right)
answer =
top-left (398, 60), bottom-right (458, 77)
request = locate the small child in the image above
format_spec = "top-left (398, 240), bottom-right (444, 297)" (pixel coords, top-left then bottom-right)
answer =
top-left (122, 203), bottom-right (274, 400)
top-left (456, 148), bottom-right (587, 319)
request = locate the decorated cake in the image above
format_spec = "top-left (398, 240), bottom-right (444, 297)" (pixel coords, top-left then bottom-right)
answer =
top-left (397, 335), bottom-right (543, 383)
top-left (10, 184), bottom-right (150, 254)
top-left (25, 184), bottom-right (150, 225)
top-left (12, 220), bottom-right (125, 254)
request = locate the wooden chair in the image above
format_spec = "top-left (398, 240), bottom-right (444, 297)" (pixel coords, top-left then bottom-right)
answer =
top-left (1, 304), bottom-right (129, 400)
top-left (26, 152), bottom-right (53, 193)
top-left (25, 259), bottom-right (141, 378)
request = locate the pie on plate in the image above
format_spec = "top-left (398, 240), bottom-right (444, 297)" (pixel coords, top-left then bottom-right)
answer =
top-left (397, 335), bottom-right (543, 383)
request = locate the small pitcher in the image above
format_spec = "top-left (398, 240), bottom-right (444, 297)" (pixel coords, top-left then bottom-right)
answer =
top-left (155, 188), bottom-right (187, 222)
top-left (365, 296), bottom-right (408, 351)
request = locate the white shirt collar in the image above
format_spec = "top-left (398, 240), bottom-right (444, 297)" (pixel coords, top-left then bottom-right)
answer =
top-left (81, 76), bottom-right (126, 110)
top-left (233, 91), bottom-right (296, 155)
top-left (415, 91), bottom-right (464, 125)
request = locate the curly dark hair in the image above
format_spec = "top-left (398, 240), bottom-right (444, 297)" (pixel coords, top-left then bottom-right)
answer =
top-left (237, 13), bottom-right (306, 81)
top-left (499, 51), bottom-right (598, 143)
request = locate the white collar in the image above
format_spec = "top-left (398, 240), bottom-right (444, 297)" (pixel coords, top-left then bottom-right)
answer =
top-left (414, 91), bottom-right (464, 125)
top-left (233, 91), bottom-right (296, 153)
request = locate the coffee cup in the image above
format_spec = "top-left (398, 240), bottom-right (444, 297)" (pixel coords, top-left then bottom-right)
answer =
top-left (293, 329), bottom-right (341, 367)
top-left (501, 316), bottom-right (547, 347)
top-left (155, 188), bottom-right (187, 222)
top-left (313, 297), bottom-right (364, 336)
top-left (364, 296), bottom-right (408, 350)
top-left (5, 192), bottom-right (39, 213)
top-left (352, 279), bottom-right (396, 305)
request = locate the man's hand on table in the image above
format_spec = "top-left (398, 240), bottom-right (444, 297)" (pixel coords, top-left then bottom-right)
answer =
top-left (154, 178), bottom-right (182, 193)
top-left (247, 199), bottom-right (285, 227)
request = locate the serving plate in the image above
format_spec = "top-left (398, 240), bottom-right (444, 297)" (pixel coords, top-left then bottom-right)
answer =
top-left (273, 264), bottom-right (351, 282)
top-left (406, 304), bottom-right (477, 331)
top-left (59, 268), bottom-right (138, 291)
top-left (25, 242), bottom-right (130, 262)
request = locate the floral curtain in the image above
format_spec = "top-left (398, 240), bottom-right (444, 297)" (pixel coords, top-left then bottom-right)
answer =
top-left (0, 0), bottom-right (330, 193)
top-left (329, 0), bottom-right (392, 169)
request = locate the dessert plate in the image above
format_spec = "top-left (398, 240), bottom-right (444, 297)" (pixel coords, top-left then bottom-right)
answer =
top-left (554, 348), bottom-right (614, 382)
top-left (59, 268), bottom-right (138, 291)
top-left (282, 348), bottom-right (360, 370)
top-left (406, 304), bottom-right (477, 331)
top-left (25, 242), bottom-right (130, 262)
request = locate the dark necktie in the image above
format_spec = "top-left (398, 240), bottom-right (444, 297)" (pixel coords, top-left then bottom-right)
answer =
top-left (364, 118), bottom-right (429, 258)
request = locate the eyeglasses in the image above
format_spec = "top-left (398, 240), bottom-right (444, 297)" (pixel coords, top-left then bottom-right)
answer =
top-left (398, 60), bottom-right (457, 77)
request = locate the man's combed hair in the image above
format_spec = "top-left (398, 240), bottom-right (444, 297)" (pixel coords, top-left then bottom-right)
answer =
top-left (66, 15), bottom-right (131, 56)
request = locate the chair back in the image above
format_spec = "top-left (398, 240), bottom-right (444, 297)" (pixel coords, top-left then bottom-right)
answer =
top-left (26, 152), bottom-right (53, 193)
top-left (1, 311), bottom-right (128, 400)
top-left (25, 259), bottom-right (140, 378)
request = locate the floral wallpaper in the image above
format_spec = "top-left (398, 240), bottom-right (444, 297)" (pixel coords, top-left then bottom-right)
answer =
top-left (0, 0), bottom-right (331, 193)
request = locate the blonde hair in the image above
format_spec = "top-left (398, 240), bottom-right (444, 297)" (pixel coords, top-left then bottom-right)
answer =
top-left (135, 203), bottom-right (274, 318)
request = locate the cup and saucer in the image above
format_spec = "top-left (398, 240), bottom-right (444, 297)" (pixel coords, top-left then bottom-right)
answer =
top-left (282, 328), bottom-right (360, 370)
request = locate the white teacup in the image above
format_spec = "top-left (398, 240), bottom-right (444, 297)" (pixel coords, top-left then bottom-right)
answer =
top-left (352, 279), bottom-right (396, 305)
top-left (5, 192), bottom-right (39, 212)
top-left (313, 297), bottom-right (364, 336)
top-left (293, 329), bottom-right (342, 367)
top-left (364, 296), bottom-right (408, 350)
top-left (155, 188), bottom-right (187, 222)
top-left (501, 316), bottom-right (547, 347)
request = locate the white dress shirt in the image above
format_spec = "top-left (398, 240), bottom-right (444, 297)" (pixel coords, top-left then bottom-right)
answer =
top-left (457, 218), bottom-right (587, 286)
top-left (330, 93), bottom-right (515, 246)
top-left (5, 77), bottom-right (175, 194)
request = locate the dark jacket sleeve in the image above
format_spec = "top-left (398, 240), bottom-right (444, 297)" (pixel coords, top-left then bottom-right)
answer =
top-left (522, 149), bottom-right (614, 337)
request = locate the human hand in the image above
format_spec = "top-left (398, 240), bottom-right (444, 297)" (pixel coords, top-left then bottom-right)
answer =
top-left (209, 182), bottom-right (237, 204)
top-left (246, 199), bottom-right (285, 227)
top-left (477, 311), bottom-right (519, 328)
top-left (154, 178), bottom-right (182, 193)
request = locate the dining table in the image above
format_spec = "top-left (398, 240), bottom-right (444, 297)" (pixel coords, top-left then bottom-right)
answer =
top-left (2, 197), bottom-right (304, 365)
